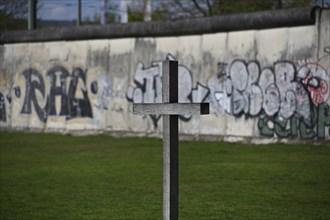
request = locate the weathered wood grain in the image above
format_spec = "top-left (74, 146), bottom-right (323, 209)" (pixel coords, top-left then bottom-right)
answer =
top-left (133, 60), bottom-right (209, 220)
top-left (133, 103), bottom-right (210, 115)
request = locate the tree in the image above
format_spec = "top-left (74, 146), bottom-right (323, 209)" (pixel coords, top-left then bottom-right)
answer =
top-left (281, 0), bottom-right (311, 8)
top-left (155, 0), bottom-right (273, 20)
top-left (0, 0), bottom-right (29, 18)
top-left (0, 0), bottom-right (42, 31)
top-left (156, 0), bottom-right (312, 20)
top-left (127, 0), bottom-right (151, 22)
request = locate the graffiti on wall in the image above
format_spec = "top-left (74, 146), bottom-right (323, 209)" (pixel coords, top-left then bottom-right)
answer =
top-left (209, 59), bottom-right (330, 139)
top-left (13, 65), bottom-right (110, 123)
top-left (127, 54), bottom-right (210, 127)
top-left (2, 54), bottom-right (328, 139)
top-left (19, 66), bottom-right (92, 122)
top-left (93, 75), bottom-right (112, 110)
top-left (0, 92), bottom-right (6, 122)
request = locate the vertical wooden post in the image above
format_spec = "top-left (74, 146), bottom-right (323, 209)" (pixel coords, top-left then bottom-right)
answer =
top-left (28, 0), bottom-right (37, 30)
top-left (162, 60), bottom-right (179, 220)
top-left (77, 0), bottom-right (81, 26)
top-left (133, 60), bottom-right (209, 220)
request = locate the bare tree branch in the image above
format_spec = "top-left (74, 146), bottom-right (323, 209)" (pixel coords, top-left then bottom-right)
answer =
top-left (0, 0), bottom-right (42, 18)
top-left (191, 0), bottom-right (207, 16)
top-left (173, 0), bottom-right (196, 16)
top-left (206, 0), bottom-right (213, 15)
top-left (174, 0), bottom-right (200, 17)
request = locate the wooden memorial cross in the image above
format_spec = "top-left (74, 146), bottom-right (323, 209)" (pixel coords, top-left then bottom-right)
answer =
top-left (133, 60), bottom-right (209, 220)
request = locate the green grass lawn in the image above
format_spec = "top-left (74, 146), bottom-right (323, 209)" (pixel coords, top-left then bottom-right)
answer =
top-left (0, 131), bottom-right (329, 220)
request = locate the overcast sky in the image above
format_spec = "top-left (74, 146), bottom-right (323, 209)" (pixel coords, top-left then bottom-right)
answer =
top-left (38, 0), bottom-right (119, 21)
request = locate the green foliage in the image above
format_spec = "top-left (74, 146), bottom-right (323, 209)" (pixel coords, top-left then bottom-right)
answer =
top-left (0, 13), bottom-right (27, 31)
top-left (282, 0), bottom-right (311, 8)
top-left (151, 8), bottom-right (170, 21)
top-left (128, 9), bottom-right (144, 22)
top-left (0, 0), bottom-right (42, 31)
top-left (1, 132), bottom-right (329, 219)
top-left (215, 0), bottom-right (274, 14)
top-left (127, 7), bottom-right (169, 22)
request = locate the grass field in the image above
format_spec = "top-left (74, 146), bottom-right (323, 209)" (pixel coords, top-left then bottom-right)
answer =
top-left (0, 131), bottom-right (329, 220)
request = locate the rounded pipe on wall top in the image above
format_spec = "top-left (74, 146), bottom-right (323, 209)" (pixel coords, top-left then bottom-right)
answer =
top-left (0, 7), bottom-right (317, 44)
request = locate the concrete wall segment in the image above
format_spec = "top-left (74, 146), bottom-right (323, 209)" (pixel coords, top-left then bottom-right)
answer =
top-left (0, 8), bottom-right (329, 143)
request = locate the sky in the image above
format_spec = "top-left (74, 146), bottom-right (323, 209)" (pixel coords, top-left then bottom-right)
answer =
top-left (37, 0), bottom-right (137, 21)
top-left (38, 0), bottom-right (102, 21)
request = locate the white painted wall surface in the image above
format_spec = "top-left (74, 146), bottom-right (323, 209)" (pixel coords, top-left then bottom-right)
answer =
top-left (0, 11), bottom-right (329, 142)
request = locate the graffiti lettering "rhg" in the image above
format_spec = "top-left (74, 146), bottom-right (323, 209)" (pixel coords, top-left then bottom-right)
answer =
top-left (16, 66), bottom-right (93, 122)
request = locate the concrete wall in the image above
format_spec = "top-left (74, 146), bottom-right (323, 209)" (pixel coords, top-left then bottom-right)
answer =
top-left (0, 8), bottom-right (329, 143)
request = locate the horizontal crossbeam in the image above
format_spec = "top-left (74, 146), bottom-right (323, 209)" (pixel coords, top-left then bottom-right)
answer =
top-left (133, 103), bottom-right (209, 115)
